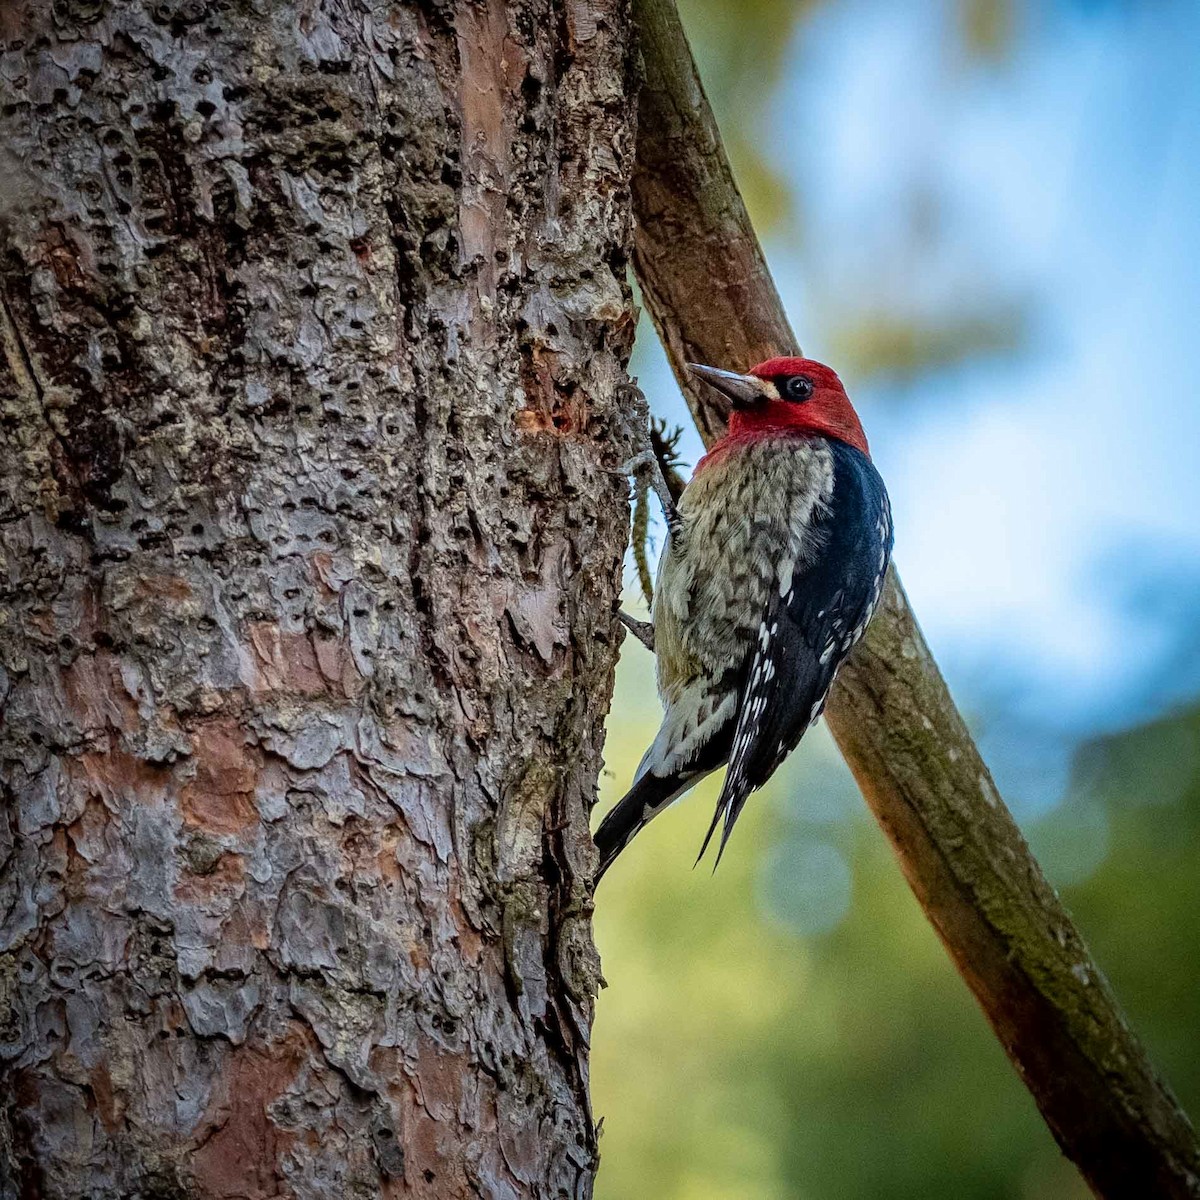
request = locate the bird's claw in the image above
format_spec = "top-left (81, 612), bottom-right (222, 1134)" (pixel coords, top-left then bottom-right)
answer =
top-left (619, 611), bottom-right (656, 651)
top-left (612, 448), bottom-right (657, 479)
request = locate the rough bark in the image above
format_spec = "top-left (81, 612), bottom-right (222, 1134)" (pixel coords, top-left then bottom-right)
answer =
top-left (629, 0), bottom-right (1200, 1196)
top-left (0, 3), bottom-right (635, 1197)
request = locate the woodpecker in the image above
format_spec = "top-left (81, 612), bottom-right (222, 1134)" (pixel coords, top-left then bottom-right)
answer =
top-left (595, 357), bottom-right (892, 881)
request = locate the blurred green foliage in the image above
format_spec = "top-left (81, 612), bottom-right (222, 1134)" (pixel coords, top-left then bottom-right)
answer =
top-left (593, 651), bottom-right (1200, 1199)
top-left (679, 0), bottom-right (815, 235)
top-left (827, 303), bottom-right (1030, 382)
top-left (958, 0), bottom-right (1019, 62)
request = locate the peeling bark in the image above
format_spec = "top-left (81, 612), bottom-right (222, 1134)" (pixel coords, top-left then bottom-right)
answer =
top-left (0, 3), bottom-right (635, 1197)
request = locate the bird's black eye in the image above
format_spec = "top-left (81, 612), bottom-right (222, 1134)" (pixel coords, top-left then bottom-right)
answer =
top-left (782, 375), bottom-right (815, 402)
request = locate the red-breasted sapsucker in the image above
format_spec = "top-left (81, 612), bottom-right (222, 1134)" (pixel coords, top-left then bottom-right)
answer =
top-left (595, 357), bottom-right (892, 880)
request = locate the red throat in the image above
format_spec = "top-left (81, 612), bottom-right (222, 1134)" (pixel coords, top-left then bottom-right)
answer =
top-left (725, 357), bottom-right (869, 457)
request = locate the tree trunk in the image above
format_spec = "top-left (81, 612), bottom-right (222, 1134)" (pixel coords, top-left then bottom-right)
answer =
top-left (0, 3), bottom-right (634, 1197)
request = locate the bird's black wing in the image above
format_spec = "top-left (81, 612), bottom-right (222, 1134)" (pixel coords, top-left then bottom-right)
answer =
top-left (699, 443), bottom-right (893, 865)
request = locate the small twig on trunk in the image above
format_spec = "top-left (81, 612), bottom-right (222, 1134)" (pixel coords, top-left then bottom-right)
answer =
top-left (649, 417), bottom-right (687, 504)
top-left (630, 418), bottom-right (686, 609)
top-left (631, 481), bottom-right (654, 608)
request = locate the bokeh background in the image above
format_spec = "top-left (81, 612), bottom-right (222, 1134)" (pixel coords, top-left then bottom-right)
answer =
top-left (591, 1), bottom-right (1200, 1196)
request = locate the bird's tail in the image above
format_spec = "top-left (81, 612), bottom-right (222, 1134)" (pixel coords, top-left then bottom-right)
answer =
top-left (593, 769), bottom-right (699, 883)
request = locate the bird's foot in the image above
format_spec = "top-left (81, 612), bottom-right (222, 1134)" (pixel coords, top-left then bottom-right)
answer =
top-left (612, 447), bottom-right (657, 478)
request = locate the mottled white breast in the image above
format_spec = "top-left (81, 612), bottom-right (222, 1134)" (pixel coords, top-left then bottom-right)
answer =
top-left (654, 435), bottom-right (835, 706)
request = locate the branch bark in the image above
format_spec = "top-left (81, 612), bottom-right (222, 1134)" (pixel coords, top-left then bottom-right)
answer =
top-left (629, 1), bottom-right (1200, 1196)
top-left (0, 3), bottom-right (635, 1196)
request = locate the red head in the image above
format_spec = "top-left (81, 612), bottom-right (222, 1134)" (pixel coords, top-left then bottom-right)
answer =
top-left (688, 356), bottom-right (869, 458)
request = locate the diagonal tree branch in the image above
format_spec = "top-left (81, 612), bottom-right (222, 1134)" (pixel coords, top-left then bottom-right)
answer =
top-left (628, 0), bottom-right (1200, 1196)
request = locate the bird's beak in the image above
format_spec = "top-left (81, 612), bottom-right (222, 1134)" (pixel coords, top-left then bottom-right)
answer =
top-left (686, 363), bottom-right (767, 410)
